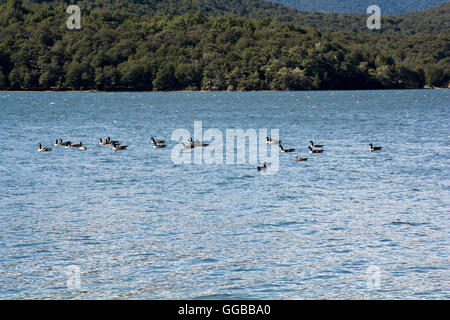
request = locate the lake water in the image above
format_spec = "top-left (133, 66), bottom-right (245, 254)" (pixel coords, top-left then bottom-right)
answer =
top-left (0, 90), bottom-right (448, 299)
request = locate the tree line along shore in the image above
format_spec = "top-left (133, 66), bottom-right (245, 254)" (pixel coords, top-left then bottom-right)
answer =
top-left (0, 0), bottom-right (448, 91)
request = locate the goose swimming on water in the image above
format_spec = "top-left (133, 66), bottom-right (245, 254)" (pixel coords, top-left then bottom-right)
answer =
top-left (106, 137), bottom-right (119, 146)
top-left (257, 162), bottom-right (267, 171)
top-left (370, 143), bottom-right (382, 152)
top-left (38, 144), bottom-right (52, 152)
top-left (310, 140), bottom-right (324, 148)
top-left (55, 139), bottom-right (69, 146)
top-left (112, 142), bottom-right (127, 151)
top-left (266, 137), bottom-right (281, 144)
top-left (279, 144), bottom-right (295, 153)
top-left (188, 138), bottom-right (209, 147)
top-left (151, 137), bottom-right (165, 144)
top-left (309, 146), bottom-right (324, 154)
top-left (66, 142), bottom-right (82, 148)
top-left (295, 156), bottom-right (308, 162)
top-left (152, 140), bottom-right (166, 148)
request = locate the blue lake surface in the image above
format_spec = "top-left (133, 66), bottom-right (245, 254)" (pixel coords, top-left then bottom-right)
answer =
top-left (0, 90), bottom-right (448, 299)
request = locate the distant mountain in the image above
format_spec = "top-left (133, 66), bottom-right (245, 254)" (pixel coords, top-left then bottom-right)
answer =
top-left (271, 0), bottom-right (450, 15)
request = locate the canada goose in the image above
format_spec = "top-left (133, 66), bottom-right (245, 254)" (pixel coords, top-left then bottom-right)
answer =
top-left (188, 138), bottom-right (209, 147)
top-left (99, 138), bottom-right (107, 145)
top-left (266, 137), bottom-right (281, 144)
top-left (152, 141), bottom-right (166, 148)
top-left (55, 139), bottom-right (69, 146)
top-left (257, 162), bottom-right (267, 171)
top-left (106, 137), bottom-right (119, 146)
top-left (112, 143), bottom-right (127, 151)
top-left (151, 137), bottom-right (165, 144)
top-left (279, 144), bottom-right (295, 153)
top-left (66, 142), bottom-right (82, 148)
top-left (370, 143), bottom-right (382, 152)
top-left (309, 146), bottom-right (324, 154)
top-left (38, 144), bottom-right (52, 152)
top-left (295, 156), bottom-right (308, 162)
top-left (79, 142), bottom-right (87, 150)
top-left (54, 139), bottom-right (67, 147)
top-left (310, 140), bottom-right (324, 148)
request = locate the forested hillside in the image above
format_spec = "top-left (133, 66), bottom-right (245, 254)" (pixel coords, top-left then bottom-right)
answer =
top-left (0, 0), bottom-right (448, 91)
top-left (12, 0), bottom-right (450, 34)
top-left (271, 0), bottom-right (449, 15)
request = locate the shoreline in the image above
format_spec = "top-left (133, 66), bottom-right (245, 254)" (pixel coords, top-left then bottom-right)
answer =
top-left (0, 87), bottom-right (448, 93)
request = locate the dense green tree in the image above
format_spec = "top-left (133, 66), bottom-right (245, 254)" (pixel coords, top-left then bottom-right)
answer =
top-left (9, 65), bottom-right (39, 89)
top-left (65, 61), bottom-right (92, 90)
top-left (12, 0), bottom-right (449, 34)
top-left (6, 0), bottom-right (27, 22)
top-left (95, 65), bottom-right (121, 90)
top-left (0, 70), bottom-right (6, 88)
top-left (175, 63), bottom-right (202, 90)
top-left (0, 1), bottom-right (447, 91)
top-left (153, 64), bottom-right (177, 91)
top-left (425, 65), bottom-right (449, 86)
top-left (118, 60), bottom-right (153, 90)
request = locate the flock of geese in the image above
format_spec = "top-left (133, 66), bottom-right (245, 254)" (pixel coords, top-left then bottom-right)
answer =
top-left (258, 138), bottom-right (382, 171)
top-left (257, 138), bottom-right (326, 171)
top-left (37, 136), bottom-right (198, 152)
top-left (38, 136), bottom-right (383, 171)
top-left (39, 139), bottom-right (88, 151)
top-left (39, 136), bottom-right (131, 152)
top-left (99, 137), bottom-right (128, 151)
